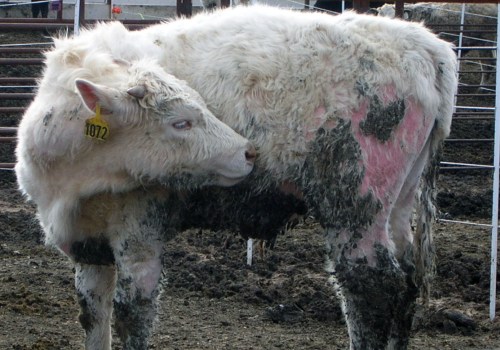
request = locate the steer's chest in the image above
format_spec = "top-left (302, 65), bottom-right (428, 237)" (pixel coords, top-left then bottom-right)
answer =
top-left (77, 187), bottom-right (171, 240)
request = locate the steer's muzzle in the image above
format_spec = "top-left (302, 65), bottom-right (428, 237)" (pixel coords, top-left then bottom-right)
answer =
top-left (215, 141), bottom-right (256, 187)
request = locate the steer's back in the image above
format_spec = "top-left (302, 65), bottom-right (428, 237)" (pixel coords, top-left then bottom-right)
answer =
top-left (144, 6), bottom-right (457, 176)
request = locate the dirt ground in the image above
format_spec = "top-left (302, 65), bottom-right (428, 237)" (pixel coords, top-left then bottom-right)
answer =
top-left (1, 27), bottom-right (500, 350)
top-left (1, 171), bottom-right (500, 350)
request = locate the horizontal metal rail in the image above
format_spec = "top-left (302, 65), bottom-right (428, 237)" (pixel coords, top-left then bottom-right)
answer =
top-left (0, 42), bottom-right (53, 48)
top-left (438, 218), bottom-right (493, 228)
top-left (456, 93), bottom-right (496, 97)
top-left (441, 161), bottom-right (494, 169)
top-left (458, 57), bottom-right (497, 61)
top-left (440, 29), bottom-right (497, 34)
top-left (453, 116), bottom-right (495, 120)
top-left (453, 110), bottom-right (495, 116)
top-left (458, 70), bottom-right (497, 74)
top-left (0, 77), bottom-right (37, 84)
top-left (0, 47), bottom-right (46, 54)
top-left (441, 33), bottom-right (497, 45)
top-left (458, 84), bottom-right (496, 89)
top-left (0, 93), bottom-right (34, 99)
top-left (0, 18), bottom-right (73, 24)
top-left (454, 46), bottom-right (498, 51)
top-left (446, 138), bottom-right (494, 142)
top-left (0, 107), bottom-right (26, 113)
top-left (440, 167), bottom-right (493, 170)
top-left (455, 106), bottom-right (495, 111)
top-left (430, 24), bottom-right (497, 28)
top-left (0, 58), bottom-right (44, 65)
top-left (0, 163), bottom-right (15, 169)
top-left (461, 58), bottom-right (496, 67)
top-left (0, 23), bottom-right (73, 31)
top-left (0, 87), bottom-right (36, 90)
top-left (0, 127), bottom-right (17, 134)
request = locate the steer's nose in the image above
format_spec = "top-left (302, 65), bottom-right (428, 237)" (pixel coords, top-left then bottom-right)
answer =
top-left (245, 143), bottom-right (257, 163)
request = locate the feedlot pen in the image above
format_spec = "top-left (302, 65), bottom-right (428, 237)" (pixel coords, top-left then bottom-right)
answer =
top-left (0, 0), bottom-right (499, 325)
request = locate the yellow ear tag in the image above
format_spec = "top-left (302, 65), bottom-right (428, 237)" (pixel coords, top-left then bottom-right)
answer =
top-left (84, 103), bottom-right (109, 141)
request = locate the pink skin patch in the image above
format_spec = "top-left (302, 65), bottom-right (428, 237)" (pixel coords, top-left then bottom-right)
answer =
top-left (314, 105), bottom-right (326, 119)
top-left (347, 86), bottom-right (434, 264)
top-left (135, 259), bottom-right (162, 298)
top-left (354, 98), bottom-right (431, 204)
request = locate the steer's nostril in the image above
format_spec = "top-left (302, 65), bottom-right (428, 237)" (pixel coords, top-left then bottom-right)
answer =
top-left (245, 144), bottom-right (257, 162)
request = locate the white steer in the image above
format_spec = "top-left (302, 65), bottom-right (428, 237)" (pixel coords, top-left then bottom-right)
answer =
top-left (15, 44), bottom-right (255, 349)
top-left (19, 5), bottom-right (458, 350)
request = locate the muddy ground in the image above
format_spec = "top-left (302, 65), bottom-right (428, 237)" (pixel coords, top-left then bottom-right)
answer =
top-left (1, 28), bottom-right (500, 349)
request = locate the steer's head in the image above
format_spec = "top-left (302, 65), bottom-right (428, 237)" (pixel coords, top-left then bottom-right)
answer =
top-left (75, 59), bottom-right (255, 188)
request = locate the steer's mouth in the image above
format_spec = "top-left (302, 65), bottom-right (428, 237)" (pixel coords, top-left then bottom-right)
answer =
top-left (211, 145), bottom-right (256, 187)
top-left (216, 174), bottom-right (249, 187)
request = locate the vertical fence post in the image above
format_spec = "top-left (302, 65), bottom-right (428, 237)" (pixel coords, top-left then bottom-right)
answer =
top-left (457, 3), bottom-right (466, 61)
top-left (247, 239), bottom-right (253, 266)
top-left (453, 3), bottom-right (466, 110)
top-left (490, 3), bottom-right (500, 322)
top-left (74, 0), bottom-right (80, 35)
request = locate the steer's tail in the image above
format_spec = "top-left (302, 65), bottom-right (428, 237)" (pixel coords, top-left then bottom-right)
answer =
top-left (414, 135), bottom-right (444, 304)
top-left (414, 38), bottom-right (457, 303)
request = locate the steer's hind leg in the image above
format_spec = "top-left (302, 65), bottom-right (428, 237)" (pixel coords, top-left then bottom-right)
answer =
top-left (325, 149), bottom-right (433, 350)
top-left (388, 140), bottom-right (439, 348)
top-left (386, 182), bottom-right (420, 350)
top-left (112, 234), bottom-right (163, 350)
top-left (326, 222), bottom-right (411, 350)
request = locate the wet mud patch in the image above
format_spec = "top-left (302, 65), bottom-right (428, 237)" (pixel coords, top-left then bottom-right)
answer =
top-left (360, 96), bottom-right (405, 142)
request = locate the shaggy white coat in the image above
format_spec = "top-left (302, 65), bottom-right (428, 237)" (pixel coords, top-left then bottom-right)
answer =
top-left (16, 6), bottom-right (458, 350)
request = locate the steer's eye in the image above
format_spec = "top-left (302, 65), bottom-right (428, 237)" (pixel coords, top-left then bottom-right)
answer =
top-left (172, 120), bottom-right (192, 130)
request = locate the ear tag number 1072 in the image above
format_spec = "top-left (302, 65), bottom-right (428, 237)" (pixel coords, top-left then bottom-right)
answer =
top-left (85, 103), bottom-right (109, 141)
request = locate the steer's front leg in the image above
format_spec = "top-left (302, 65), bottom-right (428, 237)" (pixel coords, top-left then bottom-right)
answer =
top-left (75, 263), bottom-right (117, 350)
top-left (112, 234), bottom-right (163, 350)
top-left (71, 237), bottom-right (117, 350)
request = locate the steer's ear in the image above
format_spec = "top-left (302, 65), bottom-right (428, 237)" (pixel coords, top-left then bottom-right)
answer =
top-left (75, 79), bottom-right (116, 115)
